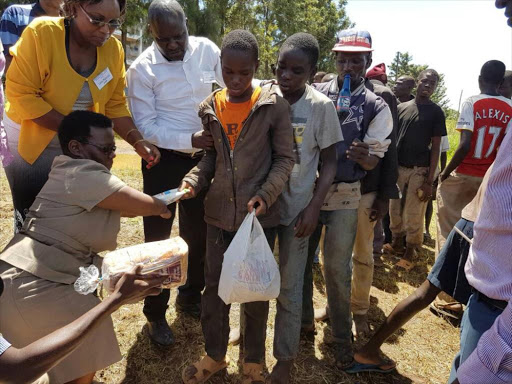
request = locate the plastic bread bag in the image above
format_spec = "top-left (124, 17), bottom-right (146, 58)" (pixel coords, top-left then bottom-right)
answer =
top-left (218, 211), bottom-right (280, 304)
top-left (74, 237), bottom-right (189, 295)
top-left (153, 188), bottom-right (189, 205)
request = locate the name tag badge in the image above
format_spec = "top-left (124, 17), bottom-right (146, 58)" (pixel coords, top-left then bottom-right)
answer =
top-left (93, 67), bottom-right (113, 90)
top-left (203, 71), bottom-right (216, 84)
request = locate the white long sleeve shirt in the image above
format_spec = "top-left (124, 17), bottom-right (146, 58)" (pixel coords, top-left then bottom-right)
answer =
top-left (126, 37), bottom-right (224, 152)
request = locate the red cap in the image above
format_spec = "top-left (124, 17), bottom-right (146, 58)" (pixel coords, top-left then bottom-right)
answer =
top-left (332, 29), bottom-right (373, 52)
top-left (366, 63), bottom-right (387, 84)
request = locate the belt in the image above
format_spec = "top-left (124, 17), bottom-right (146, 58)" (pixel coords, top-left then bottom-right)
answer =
top-left (167, 149), bottom-right (205, 160)
top-left (476, 290), bottom-right (508, 311)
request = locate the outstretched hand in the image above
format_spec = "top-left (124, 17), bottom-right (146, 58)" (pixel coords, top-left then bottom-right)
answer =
top-left (179, 181), bottom-right (196, 200)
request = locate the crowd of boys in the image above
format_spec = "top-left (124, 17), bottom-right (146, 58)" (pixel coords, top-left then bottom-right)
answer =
top-left (1, 0), bottom-right (512, 383)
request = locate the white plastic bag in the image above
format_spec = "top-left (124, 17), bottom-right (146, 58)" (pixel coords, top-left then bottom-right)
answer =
top-left (218, 211), bottom-right (280, 304)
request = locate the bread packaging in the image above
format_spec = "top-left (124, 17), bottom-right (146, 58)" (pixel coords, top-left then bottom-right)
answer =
top-left (74, 237), bottom-right (189, 295)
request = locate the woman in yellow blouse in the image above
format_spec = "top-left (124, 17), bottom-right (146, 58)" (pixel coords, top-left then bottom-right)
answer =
top-left (4, 0), bottom-right (160, 231)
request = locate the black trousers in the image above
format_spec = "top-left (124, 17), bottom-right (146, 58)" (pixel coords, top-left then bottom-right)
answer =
top-left (142, 149), bottom-right (206, 321)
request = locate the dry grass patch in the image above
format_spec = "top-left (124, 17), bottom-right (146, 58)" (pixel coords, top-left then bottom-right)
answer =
top-left (0, 150), bottom-right (459, 384)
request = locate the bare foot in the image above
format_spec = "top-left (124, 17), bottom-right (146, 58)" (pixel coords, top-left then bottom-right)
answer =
top-left (353, 314), bottom-right (370, 339)
top-left (270, 360), bottom-right (293, 384)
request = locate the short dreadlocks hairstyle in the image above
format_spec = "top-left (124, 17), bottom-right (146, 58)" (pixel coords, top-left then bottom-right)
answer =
top-left (280, 32), bottom-right (320, 67)
top-left (221, 29), bottom-right (259, 61)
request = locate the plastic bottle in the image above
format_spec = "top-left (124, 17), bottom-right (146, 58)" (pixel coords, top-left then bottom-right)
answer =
top-left (336, 74), bottom-right (351, 113)
top-left (153, 188), bottom-right (189, 205)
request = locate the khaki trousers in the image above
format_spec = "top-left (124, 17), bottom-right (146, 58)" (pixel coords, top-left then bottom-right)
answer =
top-left (436, 172), bottom-right (482, 254)
top-left (390, 166), bottom-right (429, 246)
top-left (351, 192), bottom-right (377, 315)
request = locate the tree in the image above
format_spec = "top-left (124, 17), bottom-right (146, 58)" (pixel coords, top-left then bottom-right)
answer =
top-left (388, 51), bottom-right (451, 112)
top-left (175, 0), bottom-right (351, 79)
top-left (271, 0), bottom-right (351, 76)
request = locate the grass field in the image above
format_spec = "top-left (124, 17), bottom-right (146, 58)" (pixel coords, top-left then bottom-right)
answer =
top-left (0, 124), bottom-right (462, 384)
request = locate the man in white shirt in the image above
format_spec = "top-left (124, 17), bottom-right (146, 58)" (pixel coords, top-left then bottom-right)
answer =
top-left (126, 0), bottom-right (224, 346)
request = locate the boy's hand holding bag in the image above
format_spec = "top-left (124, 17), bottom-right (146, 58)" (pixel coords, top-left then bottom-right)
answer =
top-left (218, 211), bottom-right (280, 304)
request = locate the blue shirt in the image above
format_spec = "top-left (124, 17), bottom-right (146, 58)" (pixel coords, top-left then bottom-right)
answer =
top-left (0, 1), bottom-right (45, 56)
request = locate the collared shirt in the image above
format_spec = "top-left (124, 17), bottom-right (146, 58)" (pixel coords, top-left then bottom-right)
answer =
top-left (0, 1), bottom-right (45, 56)
top-left (0, 156), bottom-right (125, 284)
top-left (126, 37), bottom-right (224, 152)
top-left (457, 129), bottom-right (512, 384)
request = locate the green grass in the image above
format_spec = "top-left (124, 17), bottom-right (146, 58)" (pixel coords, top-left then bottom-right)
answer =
top-left (446, 119), bottom-right (458, 161)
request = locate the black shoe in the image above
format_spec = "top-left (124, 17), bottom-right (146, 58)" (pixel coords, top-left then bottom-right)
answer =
top-left (147, 319), bottom-right (174, 346)
top-left (176, 298), bottom-right (201, 319)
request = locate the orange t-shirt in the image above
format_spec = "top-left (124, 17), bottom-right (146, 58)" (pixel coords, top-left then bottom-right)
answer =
top-left (214, 87), bottom-right (261, 149)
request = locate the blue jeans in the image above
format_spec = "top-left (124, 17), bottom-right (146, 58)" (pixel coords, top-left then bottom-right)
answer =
top-left (273, 217), bottom-right (310, 361)
top-left (448, 292), bottom-right (504, 383)
top-left (302, 209), bottom-right (358, 349)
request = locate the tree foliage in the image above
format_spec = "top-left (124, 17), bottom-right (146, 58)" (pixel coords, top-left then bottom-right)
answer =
top-left (179, 0), bottom-right (351, 79)
top-left (388, 51), bottom-right (452, 114)
top-left (1, 0), bottom-right (350, 78)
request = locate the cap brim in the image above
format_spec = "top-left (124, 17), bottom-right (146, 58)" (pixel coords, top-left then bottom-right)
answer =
top-left (332, 46), bottom-right (373, 52)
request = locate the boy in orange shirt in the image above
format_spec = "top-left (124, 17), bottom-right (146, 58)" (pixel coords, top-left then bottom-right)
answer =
top-left (180, 30), bottom-right (294, 384)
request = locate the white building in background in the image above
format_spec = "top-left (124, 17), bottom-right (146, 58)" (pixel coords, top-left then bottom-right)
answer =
top-left (113, 27), bottom-right (148, 65)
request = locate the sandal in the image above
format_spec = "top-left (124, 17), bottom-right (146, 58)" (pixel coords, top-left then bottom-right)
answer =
top-left (182, 355), bottom-right (228, 384)
top-left (242, 362), bottom-right (264, 384)
top-left (394, 258), bottom-right (415, 271)
top-left (430, 301), bottom-right (463, 320)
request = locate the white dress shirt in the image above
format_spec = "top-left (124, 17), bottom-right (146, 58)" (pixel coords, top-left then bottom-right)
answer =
top-left (126, 37), bottom-right (224, 152)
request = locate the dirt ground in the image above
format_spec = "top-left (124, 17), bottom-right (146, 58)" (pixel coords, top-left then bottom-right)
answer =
top-left (0, 149), bottom-right (460, 384)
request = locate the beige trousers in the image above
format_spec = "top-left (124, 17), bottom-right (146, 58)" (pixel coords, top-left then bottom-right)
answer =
top-left (436, 171), bottom-right (482, 254)
top-left (389, 166), bottom-right (429, 246)
top-left (351, 192), bottom-right (377, 315)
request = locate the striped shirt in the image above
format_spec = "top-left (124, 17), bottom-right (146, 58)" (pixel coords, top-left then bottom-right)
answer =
top-left (458, 129), bottom-right (512, 383)
top-left (0, 336), bottom-right (11, 355)
top-left (0, 1), bottom-right (45, 56)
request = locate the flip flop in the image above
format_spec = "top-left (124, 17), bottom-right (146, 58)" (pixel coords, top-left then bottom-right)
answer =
top-left (242, 362), bottom-right (265, 384)
top-left (429, 302), bottom-right (463, 320)
top-left (394, 258), bottom-right (415, 271)
top-left (344, 361), bottom-right (396, 374)
top-left (182, 355), bottom-right (228, 384)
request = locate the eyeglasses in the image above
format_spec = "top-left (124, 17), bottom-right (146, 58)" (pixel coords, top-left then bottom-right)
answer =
top-left (79, 5), bottom-right (123, 30)
top-left (81, 141), bottom-right (117, 155)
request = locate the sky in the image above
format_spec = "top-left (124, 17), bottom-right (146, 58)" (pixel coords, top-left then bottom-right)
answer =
top-left (345, 0), bottom-right (512, 110)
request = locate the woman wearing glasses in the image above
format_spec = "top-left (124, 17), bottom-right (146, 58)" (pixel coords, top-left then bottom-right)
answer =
top-left (4, 0), bottom-right (160, 233)
top-left (0, 111), bottom-right (172, 384)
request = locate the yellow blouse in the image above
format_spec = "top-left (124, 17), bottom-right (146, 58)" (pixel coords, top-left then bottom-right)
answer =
top-left (5, 17), bottom-right (131, 164)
